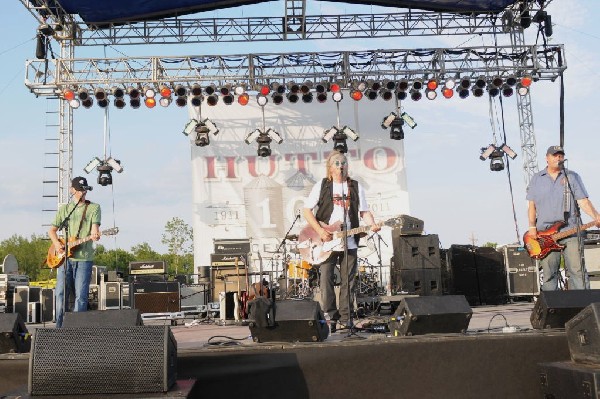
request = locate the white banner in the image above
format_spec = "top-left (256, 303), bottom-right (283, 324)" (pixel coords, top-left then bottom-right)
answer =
top-left (190, 98), bottom-right (411, 288)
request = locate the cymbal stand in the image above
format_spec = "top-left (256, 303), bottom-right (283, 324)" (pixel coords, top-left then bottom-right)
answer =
top-left (276, 211), bottom-right (301, 299)
top-left (372, 232), bottom-right (388, 295)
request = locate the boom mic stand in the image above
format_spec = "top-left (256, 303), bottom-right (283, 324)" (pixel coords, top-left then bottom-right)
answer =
top-left (276, 211), bottom-right (301, 299)
top-left (55, 192), bottom-right (79, 325)
top-left (561, 162), bottom-right (588, 289)
top-left (372, 232), bottom-right (389, 295)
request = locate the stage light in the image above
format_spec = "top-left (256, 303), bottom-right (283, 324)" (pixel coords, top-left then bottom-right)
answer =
top-left (350, 90), bottom-right (363, 101)
top-left (128, 87), bottom-right (140, 99)
top-left (114, 97), bottom-right (126, 109)
top-left (474, 76), bottom-right (486, 89)
top-left (365, 90), bottom-right (378, 100)
top-left (316, 92), bottom-right (327, 103)
top-left (521, 75), bottom-right (533, 87)
top-left (257, 95), bottom-right (268, 106)
top-left (480, 144), bottom-right (514, 171)
top-left (190, 95), bottom-right (203, 107)
top-left (489, 149), bottom-right (505, 171)
top-left (315, 82), bottom-right (327, 93)
top-left (442, 87), bottom-right (454, 99)
top-left (341, 126), bottom-right (359, 141)
top-left (368, 80), bottom-right (381, 91)
top-left (471, 87), bottom-right (484, 97)
top-left (491, 76), bottom-right (503, 88)
top-left (288, 82), bottom-right (300, 94)
top-left (516, 83), bottom-right (529, 96)
top-left (383, 79), bottom-right (396, 91)
top-left (234, 84), bottom-right (247, 95)
top-left (143, 86), bottom-right (156, 98)
top-left (245, 129), bottom-right (261, 144)
top-left (174, 85), bottom-right (187, 97)
top-left (502, 84), bottom-right (514, 97)
top-left (458, 87), bottom-right (470, 98)
top-left (389, 118), bottom-right (404, 140)
top-left (379, 89), bottom-right (393, 101)
top-left (353, 80), bottom-right (367, 92)
top-left (205, 84), bottom-right (217, 95)
top-left (191, 84), bottom-right (203, 96)
top-left (302, 92), bottom-right (313, 103)
top-left (83, 157), bottom-right (102, 174)
top-left (63, 89), bottom-right (75, 101)
top-left (329, 82), bottom-right (341, 93)
top-left (222, 93), bottom-right (234, 105)
top-left (259, 85), bottom-right (270, 96)
top-left (238, 93), bottom-right (250, 105)
top-left (183, 119), bottom-right (198, 136)
top-left (480, 144), bottom-right (496, 161)
top-left (287, 92), bottom-right (299, 103)
top-left (144, 97), bottom-right (156, 108)
top-left (266, 128), bottom-right (283, 144)
top-left (444, 77), bottom-right (457, 90)
top-left (501, 144), bottom-right (517, 159)
top-left (505, 76), bottom-right (517, 86)
top-left (271, 82), bottom-right (285, 94)
top-left (332, 92), bottom-right (343, 102)
top-left (112, 86), bottom-right (125, 99)
top-left (94, 88), bottom-right (107, 101)
top-left (219, 85), bottom-right (230, 96)
top-left (78, 88), bottom-right (89, 101)
top-left (426, 78), bottom-right (439, 91)
top-left (159, 97), bottom-right (172, 107)
top-left (425, 89), bottom-right (437, 100)
top-left (159, 85), bottom-right (172, 98)
top-left (175, 97), bottom-right (187, 107)
top-left (459, 77), bottom-right (471, 89)
top-left (322, 127), bottom-right (336, 143)
top-left (401, 112), bottom-right (417, 129)
top-left (410, 90), bottom-right (422, 101)
top-left (256, 134), bottom-right (272, 157)
top-left (412, 79), bottom-right (423, 91)
top-left (106, 157), bottom-right (124, 173)
top-left (272, 92), bottom-right (284, 105)
top-left (396, 91), bottom-right (408, 101)
top-left (332, 131), bottom-right (349, 153)
top-left (98, 99), bottom-right (109, 108)
top-left (488, 85), bottom-right (500, 97)
top-left (82, 98), bottom-right (93, 109)
top-left (206, 94), bottom-right (218, 106)
top-left (194, 123), bottom-right (210, 147)
top-left (300, 82), bottom-right (311, 94)
top-left (129, 98), bottom-right (140, 109)
top-left (381, 112), bottom-right (397, 129)
top-left (68, 99), bottom-right (80, 109)
top-left (97, 164), bottom-right (113, 186)
top-left (397, 79), bottom-right (409, 92)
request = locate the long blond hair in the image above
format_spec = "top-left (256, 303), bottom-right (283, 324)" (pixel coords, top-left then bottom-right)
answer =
top-left (325, 151), bottom-right (348, 181)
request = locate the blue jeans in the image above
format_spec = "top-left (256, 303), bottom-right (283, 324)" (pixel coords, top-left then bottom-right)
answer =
top-left (319, 249), bottom-right (357, 324)
top-left (541, 236), bottom-right (589, 290)
top-left (55, 260), bottom-right (93, 327)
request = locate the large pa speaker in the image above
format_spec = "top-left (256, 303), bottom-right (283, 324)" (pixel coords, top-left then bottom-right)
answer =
top-left (531, 289), bottom-right (600, 329)
top-left (248, 298), bottom-right (329, 343)
top-left (28, 326), bottom-right (177, 395)
top-left (388, 295), bottom-right (472, 336)
top-left (41, 288), bottom-right (54, 323)
top-left (566, 303), bottom-right (600, 364)
top-left (63, 309), bottom-right (143, 328)
top-left (0, 313), bottom-right (30, 354)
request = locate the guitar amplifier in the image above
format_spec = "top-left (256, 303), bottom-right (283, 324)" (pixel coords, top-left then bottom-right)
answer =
top-left (131, 282), bottom-right (180, 313)
top-left (129, 261), bottom-right (166, 275)
top-left (213, 239), bottom-right (251, 255)
top-left (391, 214), bottom-right (424, 236)
top-left (210, 253), bottom-right (247, 267)
top-left (585, 243), bottom-right (600, 274)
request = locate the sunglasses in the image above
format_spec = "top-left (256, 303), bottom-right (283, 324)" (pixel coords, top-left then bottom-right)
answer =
top-left (334, 161), bottom-right (347, 166)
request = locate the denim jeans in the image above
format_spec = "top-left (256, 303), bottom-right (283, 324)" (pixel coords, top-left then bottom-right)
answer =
top-left (55, 259), bottom-right (93, 327)
top-left (318, 248), bottom-right (357, 324)
top-left (541, 236), bottom-right (589, 290)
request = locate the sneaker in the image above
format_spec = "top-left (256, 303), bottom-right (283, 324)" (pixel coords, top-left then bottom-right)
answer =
top-left (329, 321), bottom-right (337, 333)
top-left (336, 321), bottom-right (352, 332)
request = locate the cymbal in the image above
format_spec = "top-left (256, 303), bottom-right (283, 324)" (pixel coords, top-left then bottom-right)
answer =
top-left (285, 234), bottom-right (299, 241)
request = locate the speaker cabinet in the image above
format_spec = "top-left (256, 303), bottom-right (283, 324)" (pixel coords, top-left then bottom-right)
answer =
top-left (531, 289), bottom-right (600, 329)
top-left (41, 288), bottom-right (54, 323)
top-left (28, 326), bottom-right (177, 395)
top-left (504, 245), bottom-right (539, 296)
top-left (13, 285), bottom-right (29, 322)
top-left (0, 313), bottom-right (30, 353)
top-left (101, 281), bottom-right (121, 310)
top-left (132, 282), bottom-right (180, 313)
top-left (211, 268), bottom-right (248, 302)
top-left (585, 243), bottom-right (600, 273)
top-left (390, 268), bottom-right (442, 296)
top-left (63, 309), bottom-right (143, 328)
top-left (391, 234), bottom-right (441, 270)
top-left (248, 299), bottom-right (329, 343)
top-left (539, 361), bottom-right (600, 399)
top-left (566, 303), bottom-right (600, 364)
top-left (388, 295), bottom-right (472, 336)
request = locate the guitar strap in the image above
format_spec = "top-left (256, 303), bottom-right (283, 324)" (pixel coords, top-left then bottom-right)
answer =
top-left (74, 201), bottom-right (90, 239)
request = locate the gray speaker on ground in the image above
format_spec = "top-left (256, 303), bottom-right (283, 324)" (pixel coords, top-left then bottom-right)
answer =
top-left (388, 295), bottom-right (472, 336)
top-left (63, 309), bottom-right (143, 328)
top-left (0, 313), bottom-right (30, 354)
top-left (531, 290), bottom-right (600, 329)
top-left (28, 326), bottom-right (177, 395)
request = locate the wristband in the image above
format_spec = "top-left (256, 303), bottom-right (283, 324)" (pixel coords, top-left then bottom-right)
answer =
top-left (528, 226), bottom-right (537, 230)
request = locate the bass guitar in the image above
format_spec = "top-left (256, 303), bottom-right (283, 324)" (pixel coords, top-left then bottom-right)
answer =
top-left (523, 221), bottom-right (596, 259)
top-left (46, 227), bottom-right (119, 268)
top-left (298, 216), bottom-right (402, 265)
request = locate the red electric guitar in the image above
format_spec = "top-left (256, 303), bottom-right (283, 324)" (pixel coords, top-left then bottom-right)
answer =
top-left (523, 221), bottom-right (597, 259)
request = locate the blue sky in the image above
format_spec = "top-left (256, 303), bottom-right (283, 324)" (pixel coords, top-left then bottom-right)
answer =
top-left (1, 1), bottom-right (599, 254)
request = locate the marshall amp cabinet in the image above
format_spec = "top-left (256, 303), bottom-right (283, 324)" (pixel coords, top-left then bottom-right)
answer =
top-left (131, 281), bottom-right (180, 313)
top-left (210, 253), bottom-right (247, 267)
top-left (213, 239), bottom-right (251, 255)
top-left (129, 261), bottom-right (166, 275)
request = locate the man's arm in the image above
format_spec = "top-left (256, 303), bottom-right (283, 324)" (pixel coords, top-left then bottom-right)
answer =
top-left (527, 200), bottom-right (538, 237)
top-left (303, 208), bottom-right (332, 242)
top-left (48, 225), bottom-right (64, 253)
top-left (577, 198), bottom-right (600, 227)
top-left (360, 210), bottom-right (381, 232)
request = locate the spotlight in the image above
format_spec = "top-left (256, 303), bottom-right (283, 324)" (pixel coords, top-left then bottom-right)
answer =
top-left (266, 128), bottom-right (283, 144)
top-left (287, 92), bottom-right (299, 103)
top-left (368, 80), bottom-right (381, 91)
top-left (459, 77), bottom-right (471, 89)
top-left (471, 87), bottom-right (483, 97)
top-left (353, 80), bottom-right (367, 92)
top-left (365, 90), bottom-right (378, 100)
top-left (159, 97), bottom-right (172, 107)
top-left (114, 97), bottom-right (127, 109)
top-left (322, 127), bottom-right (337, 143)
top-left (491, 76), bottom-right (503, 88)
top-left (341, 126), bottom-right (359, 141)
top-left (77, 88), bottom-right (89, 101)
top-left (98, 98), bottom-right (109, 108)
top-left (175, 97), bottom-right (188, 107)
top-left (271, 83), bottom-right (285, 94)
top-left (129, 98), bottom-right (140, 109)
top-left (500, 144), bottom-right (517, 159)
top-left (302, 92), bottom-right (313, 103)
top-left (444, 77), bottom-right (457, 90)
top-left (259, 85), bottom-right (270, 96)
top-left (159, 85), bottom-right (171, 97)
top-left (288, 82), bottom-right (300, 94)
top-left (190, 95), bottom-right (203, 107)
top-left (516, 83), bottom-right (529, 96)
top-left (442, 87), bottom-right (454, 99)
top-left (183, 119), bottom-right (198, 136)
top-left (83, 157), bottom-right (102, 174)
top-left (191, 84), bottom-right (203, 96)
top-left (474, 76), bottom-right (486, 89)
top-left (300, 82), bottom-right (311, 94)
top-left (505, 76), bottom-right (517, 86)
top-left (205, 84), bottom-right (217, 95)
top-left (82, 98), bottom-right (93, 109)
top-left (426, 78), bottom-right (438, 91)
top-left (272, 92), bottom-right (284, 104)
top-left (174, 85), bottom-right (187, 97)
top-left (206, 94), bottom-right (218, 106)
top-left (63, 89), bottom-right (75, 101)
top-left (144, 97), bottom-right (156, 108)
top-left (257, 95), bottom-right (268, 106)
top-left (238, 93), bottom-right (250, 105)
top-left (479, 144), bottom-right (515, 171)
top-left (332, 92), bottom-right (343, 102)
top-left (256, 134), bottom-right (272, 157)
top-left (396, 91), bottom-right (408, 101)
top-left (245, 129), bottom-right (261, 145)
top-left (389, 118), bottom-right (404, 140)
top-left (425, 89), bottom-right (437, 100)
top-left (68, 99), bottom-right (80, 109)
top-left (383, 79), bottom-right (396, 91)
top-left (128, 87), bottom-right (140, 99)
top-left (316, 92), bottom-right (328, 103)
top-left (412, 79), bottom-right (423, 91)
top-left (397, 79), bottom-right (409, 92)
top-left (97, 164), bottom-right (113, 186)
top-left (381, 112), bottom-right (398, 129)
top-left (105, 157), bottom-right (124, 173)
top-left (521, 75), bottom-right (533, 87)
top-left (488, 85), bottom-right (500, 97)
top-left (350, 90), bottom-right (363, 101)
top-left (234, 84), bottom-right (247, 95)
top-left (222, 93), bottom-right (234, 105)
top-left (489, 150), bottom-right (505, 171)
top-left (219, 85), bottom-right (231, 96)
top-left (502, 84), bottom-right (514, 97)
top-left (94, 88), bottom-right (107, 101)
top-left (379, 89), bottom-right (393, 101)
top-left (194, 124), bottom-right (211, 147)
top-left (401, 112), bottom-right (417, 129)
top-left (143, 86), bottom-right (156, 98)
top-left (410, 90), bottom-right (422, 101)
top-left (332, 131), bottom-right (348, 153)
top-left (112, 86), bottom-right (125, 99)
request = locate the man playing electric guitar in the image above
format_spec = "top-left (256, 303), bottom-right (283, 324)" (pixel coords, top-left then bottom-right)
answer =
top-left (526, 146), bottom-right (600, 291)
top-left (48, 176), bottom-right (101, 327)
top-left (303, 151), bottom-right (380, 333)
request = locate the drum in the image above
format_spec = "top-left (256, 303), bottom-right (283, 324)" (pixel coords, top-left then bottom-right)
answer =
top-left (287, 259), bottom-right (311, 279)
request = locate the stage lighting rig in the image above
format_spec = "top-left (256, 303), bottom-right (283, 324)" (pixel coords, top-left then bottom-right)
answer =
top-left (479, 143), bottom-right (517, 171)
top-left (381, 112), bottom-right (409, 140)
top-left (245, 128), bottom-right (283, 157)
top-left (83, 156), bottom-right (124, 186)
top-left (322, 126), bottom-right (358, 154)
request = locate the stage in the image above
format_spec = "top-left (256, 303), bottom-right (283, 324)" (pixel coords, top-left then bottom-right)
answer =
top-left (0, 301), bottom-right (574, 398)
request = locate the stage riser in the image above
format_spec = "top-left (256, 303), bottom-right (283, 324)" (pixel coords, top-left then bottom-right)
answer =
top-left (179, 331), bottom-right (570, 399)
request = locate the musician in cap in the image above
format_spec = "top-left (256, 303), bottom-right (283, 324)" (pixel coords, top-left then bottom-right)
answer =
top-left (48, 176), bottom-right (101, 327)
top-left (303, 151), bottom-right (380, 332)
top-left (526, 146), bottom-right (600, 290)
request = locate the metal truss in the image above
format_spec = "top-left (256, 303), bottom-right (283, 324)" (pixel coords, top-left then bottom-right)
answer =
top-left (24, 44), bottom-right (566, 95)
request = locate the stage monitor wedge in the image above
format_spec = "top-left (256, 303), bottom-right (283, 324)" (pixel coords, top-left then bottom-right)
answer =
top-left (531, 289), bottom-right (600, 329)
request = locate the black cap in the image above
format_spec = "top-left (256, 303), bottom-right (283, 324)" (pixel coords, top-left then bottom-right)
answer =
top-left (546, 145), bottom-right (565, 155)
top-left (71, 176), bottom-right (90, 192)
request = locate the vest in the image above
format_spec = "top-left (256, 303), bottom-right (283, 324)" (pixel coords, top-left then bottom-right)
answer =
top-left (314, 178), bottom-right (360, 242)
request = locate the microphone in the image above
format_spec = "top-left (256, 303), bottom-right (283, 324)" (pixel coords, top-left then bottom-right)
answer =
top-left (558, 159), bottom-right (567, 169)
top-left (81, 185), bottom-right (93, 191)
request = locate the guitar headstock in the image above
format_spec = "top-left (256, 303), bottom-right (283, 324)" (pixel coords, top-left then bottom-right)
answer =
top-left (103, 227), bottom-right (119, 236)
top-left (384, 217), bottom-right (403, 228)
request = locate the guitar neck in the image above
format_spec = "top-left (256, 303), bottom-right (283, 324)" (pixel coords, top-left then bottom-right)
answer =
top-left (551, 221), bottom-right (597, 241)
top-left (69, 230), bottom-right (110, 248)
top-left (334, 221), bottom-right (383, 238)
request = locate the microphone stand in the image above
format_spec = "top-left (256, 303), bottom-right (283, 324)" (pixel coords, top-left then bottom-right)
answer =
top-left (55, 193), bottom-right (80, 325)
top-left (561, 162), bottom-right (588, 289)
top-left (276, 212), bottom-right (301, 299)
top-left (372, 232), bottom-right (389, 295)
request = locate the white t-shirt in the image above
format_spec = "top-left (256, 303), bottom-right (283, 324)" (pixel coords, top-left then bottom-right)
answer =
top-left (304, 179), bottom-right (369, 250)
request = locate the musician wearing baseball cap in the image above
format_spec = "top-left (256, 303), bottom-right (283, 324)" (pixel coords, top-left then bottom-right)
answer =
top-left (526, 146), bottom-right (600, 290)
top-left (48, 176), bottom-right (101, 327)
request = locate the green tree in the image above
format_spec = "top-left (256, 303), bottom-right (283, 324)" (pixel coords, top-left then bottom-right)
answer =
top-left (131, 242), bottom-right (161, 261)
top-left (161, 217), bottom-right (193, 275)
top-left (0, 234), bottom-right (49, 280)
top-left (483, 242), bottom-right (498, 249)
top-left (94, 245), bottom-right (135, 271)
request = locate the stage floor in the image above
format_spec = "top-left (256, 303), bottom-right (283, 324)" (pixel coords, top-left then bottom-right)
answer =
top-left (1, 300), bottom-right (574, 399)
